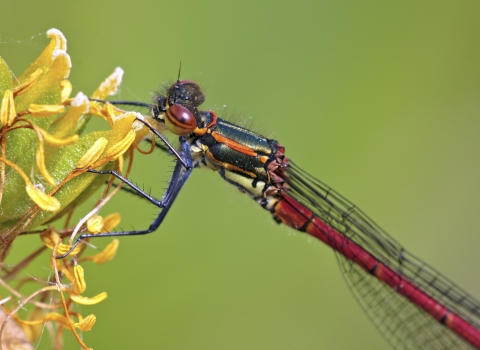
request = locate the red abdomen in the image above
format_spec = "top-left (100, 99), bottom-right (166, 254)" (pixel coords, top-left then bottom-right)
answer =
top-left (272, 194), bottom-right (480, 349)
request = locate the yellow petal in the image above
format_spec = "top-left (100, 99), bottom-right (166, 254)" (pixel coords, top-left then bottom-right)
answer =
top-left (73, 265), bottom-right (86, 294)
top-left (103, 112), bottom-right (138, 157)
top-left (90, 239), bottom-right (119, 264)
top-left (12, 68), bottom-right (43, 97)
top-left (75, 314), bottom-right (96, 332)
top-left (0, 89), bottom-right (15, 126)
top-left (15, 28), bottom-right (67, 83)
top-left (36, 146), bottom-right (56, 186)
top-left (87, 215), bottom-right (104, 234)
top-left (54, 92), bottom-right (89, 138)
top-left (76, 137), bottom-right (108, 169)
top-left (102, 213), bottom-right (121, 232)
top-left (14, 49), bottom-right (71, 112)
top-left (47, 28), bottom-right (67, 51)
top-left (70, 292), bottom-right (107, 305)
top-left (91, 67), bottom-right (124, 100)
top-left (60, 79), bottom-right (72, 103)
top-left (28, 104), bottom-right (65, 116)
top-left (105, 130), bottom-right (135, 161)
top-left (0, 58), bottom-right (13, 109)
top-left (25, 184), bottom-right (61, 212)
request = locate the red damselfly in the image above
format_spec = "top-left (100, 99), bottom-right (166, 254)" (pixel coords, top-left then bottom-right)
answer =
top-left (63, 80), bottom-right (480, 349)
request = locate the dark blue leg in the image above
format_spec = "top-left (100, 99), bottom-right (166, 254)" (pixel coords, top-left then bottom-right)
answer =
top-left (56, 136), bottom-right (193, 258)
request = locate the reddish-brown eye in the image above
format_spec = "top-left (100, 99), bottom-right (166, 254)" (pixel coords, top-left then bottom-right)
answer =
top-left (165, 103), bottom-right (197, 136)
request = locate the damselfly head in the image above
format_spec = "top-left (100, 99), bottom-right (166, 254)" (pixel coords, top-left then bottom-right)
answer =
top-left (167, 80), bottom-right (205, 109)
top-left (157, 80), bottom-right (204, 136)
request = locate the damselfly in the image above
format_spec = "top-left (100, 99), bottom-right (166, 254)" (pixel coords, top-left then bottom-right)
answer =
top-left (63, 80), bottom-right (480, 349)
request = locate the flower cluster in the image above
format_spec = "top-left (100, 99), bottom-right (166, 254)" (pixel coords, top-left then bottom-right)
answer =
top-left (0, 29), bottom-right (151, 349)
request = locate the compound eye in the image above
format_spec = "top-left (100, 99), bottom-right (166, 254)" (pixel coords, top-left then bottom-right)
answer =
top-left (165, 103), bottom-right (197, 136)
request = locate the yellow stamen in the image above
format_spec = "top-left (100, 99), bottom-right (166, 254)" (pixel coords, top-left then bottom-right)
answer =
top-left (75, 137), bottom-right (108, 169)
top-left (111, 104), bottom-right (128, 116)
top-left (70, 292), bottom-right (107, 305)
top-left (75, 314), bottom-right (96, 332)
top-left (100, 103), bottom-right (129, 126)
top-left (40, 228), bottom-right (60, 249)
top-left (12, 118), bottom-right (58, 186)
top-left (102, 213), bottom-right (121, 232)
top-left (56, 243), bottom-right (82, 256)
top-left (87, 215), bottom-right (104, 234)
top-left (12, 68), bottom-right (43, 97)
top-left (28, 104), bottom-right (66, 116)
top-left (16, 312), bottom-right (71, 328)
top-left (0, 158), bottom-right (61, 211)
top-left (36, 145), bottom-right (56, 186)
top-left (0, 159), bottom-right (59, 211)
top-left (46, 313), bottom-right (70, 328)
top-left (73, 265), bottom-right (86, 294)
top-left (25, 184), bottom-right (60, 212)
top-left (86, 103), bottom-right (103, 118)
top-left (84, 239), bottom-right (119, 264)
top-left (0, 89), bottom-right (15, 127)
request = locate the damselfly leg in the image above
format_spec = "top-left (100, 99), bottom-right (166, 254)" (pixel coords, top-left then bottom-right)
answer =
top-left (55, 112), bottom-right (193, 258)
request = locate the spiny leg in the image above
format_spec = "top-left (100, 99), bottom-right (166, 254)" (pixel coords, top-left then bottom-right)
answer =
top-left (89, 168), bottom-right (164, 207)
top-left (56, 137), bottom-right (193, 258)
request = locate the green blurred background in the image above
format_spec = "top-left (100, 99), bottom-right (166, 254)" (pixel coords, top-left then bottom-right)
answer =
top-left (2, 1), bottom-right (480, 349)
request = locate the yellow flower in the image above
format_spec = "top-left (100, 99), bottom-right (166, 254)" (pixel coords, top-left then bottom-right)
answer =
top-left (0, 29), bottom-right (140, 248)
top-left (0, 28), bottom-right (147, 350)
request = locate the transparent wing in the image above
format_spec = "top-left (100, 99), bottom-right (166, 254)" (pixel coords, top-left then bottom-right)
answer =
top-left (286, 161), bottom-right (480, 349)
